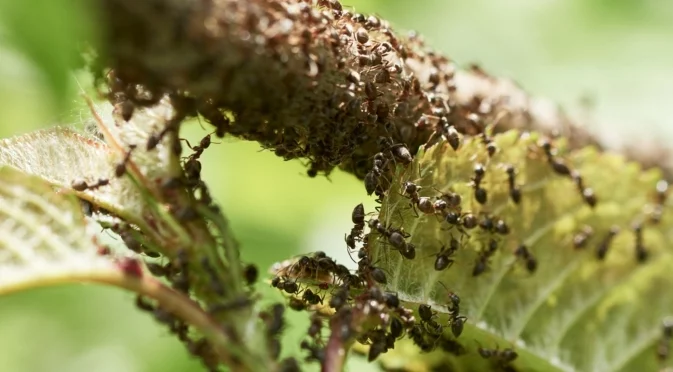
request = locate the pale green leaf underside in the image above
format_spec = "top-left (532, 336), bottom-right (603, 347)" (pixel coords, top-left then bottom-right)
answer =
top-left (0, 98), bottom-right (181, 221)
top-left (373, 130), bottom-right (673, 372)
top-left (0, 166), bottom-right (116, 295)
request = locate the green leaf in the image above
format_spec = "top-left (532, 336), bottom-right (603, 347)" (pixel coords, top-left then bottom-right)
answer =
top-left (0, 0), bottom-right (95, 110)
top-left (0, 166), bottom-right (116, 295)
top-left (373, 130), bottom-right (673, 371)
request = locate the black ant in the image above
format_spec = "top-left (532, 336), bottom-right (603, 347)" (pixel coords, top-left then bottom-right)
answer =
top-left (365, 152), bottom-right (387, 196)
top-left (633, 223), bottom-right (648, 263)
top-left (418, 304), bottom-right (442, 335)
top-left (571, 170), bottom-right (597, 208)
top-left (473, 251), bottom-right (491, 277)
top-left (378, 136), bottom-right (413, 165)
top-left (540, 139), bottom-right (572, 178)
top-left (434, 188), bottom-right (462, 210)
top-left (444, 211), bottom-right (470, 237)
top-left (345, 204), bottom-right (366, 250)
top-left (596, 226), bottom-right (620, 260)
top-left (471, 163), bottom-right (488, 204)
top-left (329, 286), bottom-right (350, 310)
top-left (432, 239), bottom-right (459, 271)
top-left (481, 132), bottom-right (497, 157)
top-left (401, 181), bottom-right (436, 216)
top-left (573, 225), bottom-right (593, 249)
top-left (437, 282), bottom-right (461, 314)
top-left (505, 165), bottom-right (521, 204)
top-left (440, 118), bottom-right (461, 151)
top-left (114, 145), bottom-right (137, 178)
top-left (302, 288), bottom-right (325, 305)
top-left (514, 244), bottom-right (537, 273)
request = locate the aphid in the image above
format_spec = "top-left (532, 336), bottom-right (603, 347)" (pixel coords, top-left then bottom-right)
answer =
top-left (596, 226), bottom-right (620, 260)
top-left (288, 298), bottom-right (307, 311)
top-left (118, 257), bottom-right (143, 278)
top-left (633, 223), bottom-right (648, 263)
top-left (506, 165), bottom-right (521, 204)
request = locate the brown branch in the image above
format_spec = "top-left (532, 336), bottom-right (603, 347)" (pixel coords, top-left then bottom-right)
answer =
top-left (91, 0), bottom-right (637, 182)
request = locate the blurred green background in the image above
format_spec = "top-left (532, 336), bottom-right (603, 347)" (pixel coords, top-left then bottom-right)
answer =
top-left (1, 0), bottom-right (673, 371)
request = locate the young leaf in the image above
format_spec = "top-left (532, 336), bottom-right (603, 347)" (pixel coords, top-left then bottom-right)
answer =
top-left (372, 130), bottom-right (673, 372)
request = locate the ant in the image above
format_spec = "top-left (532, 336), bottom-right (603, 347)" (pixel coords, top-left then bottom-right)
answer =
top-left (633, 223), bottom-right (648, 263)
top-left (432, 238), bottom-right (459, 271)
top-left (481, 132), bottom-right (498, 157)
top-left (71, 178), bottom-right (110, 192)
top-left (439, 117), bottom-right (461, 151)
top-left (473, 249), bottom-right (493, 277)
top-left (418, 304), bottom-right (442, 335)
top-left (302, 288), bottom-right (325, 305)
top-left (505, 165), bottom-right (521, 204)
top-left (540, 139), bottom-right (572, 178)
top-left (378, 136), bottom-right (413, 165)
top-left (114, 145), bottom-right (137, 178)
top-left (401, 181), bottom-right (436, 216)
top-left (437, 282), bottom-right (460, 314)
top-left (571, 170), bottom-right (597, 208)
top-left (329, 286), bottom-right (350, 310)
top-left (471, 163), bottom-right (488, 204)
top-left (345, 203), bottom-right (366, 250)
top-left (434, 188), bottom-right (462, 210)
top-left (444, 211), bottom-right (471, 237)
top-left (596, 226), bottom-right (620, 260)
top-left (573, 225), bottom-right (593, 249)
top-left (365, 152), bottom-right (388, 196)
top-left (514, 244), bottom-right (537, 273)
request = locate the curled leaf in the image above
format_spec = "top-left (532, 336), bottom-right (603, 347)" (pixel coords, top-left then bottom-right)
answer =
top-left (373, 130), bottom-right (673, 372)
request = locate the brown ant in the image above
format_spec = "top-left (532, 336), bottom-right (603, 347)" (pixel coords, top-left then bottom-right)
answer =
top-left (596, 226), bottom-right (620, 260)
top-left (514, 244), bottom-right (537, 273)
top-left (71, 178), bottom-right (110, 192)
top-left (471, 163), bottom-right (488, 204)
top-left (506, 165), bottom-right (521, 204)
